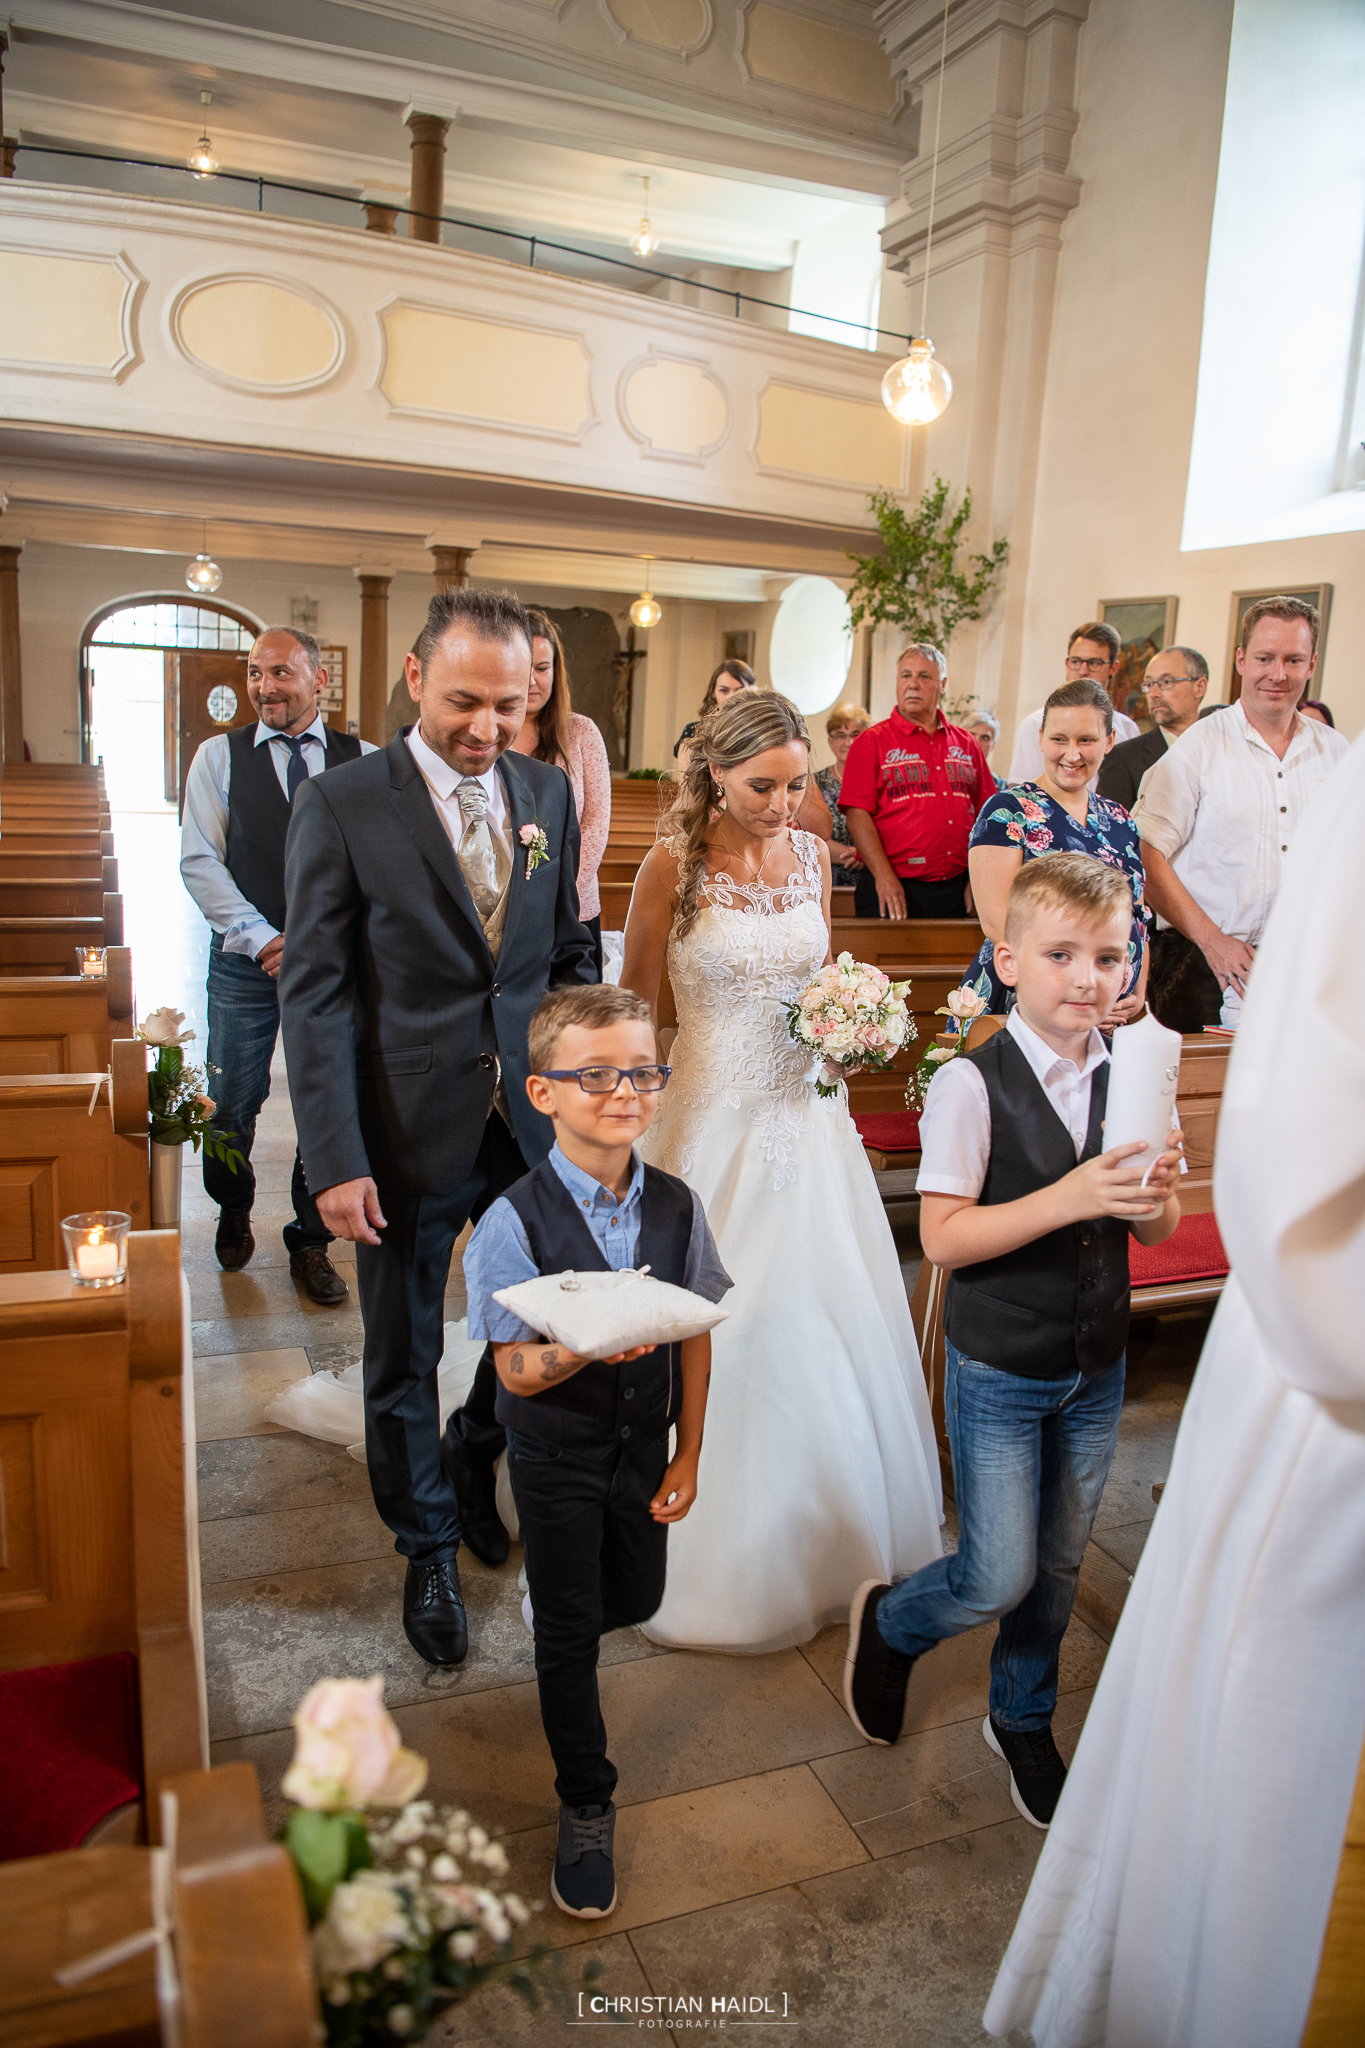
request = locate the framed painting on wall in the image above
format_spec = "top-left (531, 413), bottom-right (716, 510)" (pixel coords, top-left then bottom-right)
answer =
top-left (722, 630), bottom-right (755, 667)
top-left (1098, 596), bottom-right (1179, 722)
top-left (1226, 584), bottom-right (1332, 704)
top-left (318, 645), bottom-right (348, 730)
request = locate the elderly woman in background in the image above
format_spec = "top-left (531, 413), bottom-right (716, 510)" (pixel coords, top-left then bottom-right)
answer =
top-left (510, 608), bottom-right (611, 975)
top-left (815, 702), bottom-right (869, 870)
top-left (962, 708), bottom-right (1000, 765)
top-left (674, 659), bottom-right (757, 768)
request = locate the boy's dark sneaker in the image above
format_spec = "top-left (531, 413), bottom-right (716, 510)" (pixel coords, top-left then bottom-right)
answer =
top-left (983, 1715), bottom-right (1068, 1828)
top-left (843, 1580), bottom-right (916, 1745)
top-left (551, 1802), bottom-right (617, 1919)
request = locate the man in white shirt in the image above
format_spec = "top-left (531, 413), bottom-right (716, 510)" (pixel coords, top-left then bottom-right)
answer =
top-left (1133, 595), bottom-right (1348, 1029)
top-left (1007, 623), bottom-right (1139, 785)
top-left (181, 628), bottom-right (374, 1296)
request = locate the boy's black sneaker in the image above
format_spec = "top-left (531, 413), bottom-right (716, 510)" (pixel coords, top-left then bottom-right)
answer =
top-left (843, 1580), bottom-right (915, 1745)
top-left (550, 1801), bottom-right (617, 1919)
top-left (983, 1715), bottom-right (1068, 1829)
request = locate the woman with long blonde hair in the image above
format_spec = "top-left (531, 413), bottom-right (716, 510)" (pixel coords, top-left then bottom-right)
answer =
top-left (510, 609), bottom-right (612, 975)
top-left (622, 690), bottom-right (942, 1653)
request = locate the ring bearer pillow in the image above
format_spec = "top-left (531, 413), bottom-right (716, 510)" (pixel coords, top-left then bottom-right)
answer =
top-left (492, 1266), bottom-right (729, 1357)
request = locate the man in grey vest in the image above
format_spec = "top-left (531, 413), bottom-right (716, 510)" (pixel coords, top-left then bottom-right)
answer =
top-left (181, 627), bottom-right (371, 1300)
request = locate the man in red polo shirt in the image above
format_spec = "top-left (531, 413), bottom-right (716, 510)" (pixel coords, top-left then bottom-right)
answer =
top-left (840, 642), bottom-right (995, 918)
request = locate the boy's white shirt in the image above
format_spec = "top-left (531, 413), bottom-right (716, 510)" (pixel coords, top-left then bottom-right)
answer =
top-left (917, 1008), bottom-right (1111, 1199)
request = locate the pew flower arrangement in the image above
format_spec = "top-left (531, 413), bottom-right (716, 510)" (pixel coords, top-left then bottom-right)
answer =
top-left (138, 1008), bottom-right (242, 1169)
top-left (909, 986), bottom-right (990, 1108)
top-left (787, 953), bottom-right (915, 1099)
top-left (282, 1676), bottom-right (588, 2044)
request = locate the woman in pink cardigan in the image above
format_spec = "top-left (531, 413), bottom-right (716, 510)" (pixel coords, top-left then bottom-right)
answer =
top-left (510, 609), bottom-right (612, 976)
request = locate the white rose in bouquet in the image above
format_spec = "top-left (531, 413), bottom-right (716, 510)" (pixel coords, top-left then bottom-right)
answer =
top-left (786, 952), bottom-right (915, 1098)
top-left (139, 1006), bottom-right (194, 1047)
top-left (283, 1674), bottom-right (429, 1811)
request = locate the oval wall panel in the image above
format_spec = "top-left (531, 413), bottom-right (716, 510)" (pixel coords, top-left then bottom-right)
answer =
top-left (173, 277), bottom-right (343, 392)
top-left (621, 354), bottom-right (728, 461)
top-left (604, 0), bottom-right (709, 54)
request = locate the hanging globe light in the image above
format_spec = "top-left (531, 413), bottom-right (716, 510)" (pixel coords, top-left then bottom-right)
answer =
top-left (188, 92), bottom-right (220, 179)
top-left (629, 588), bottom-right (662, 630)
top-left (881, 338), bottom-right (953, 425)
top-left (186, 552), bottom-right (223, 594)
top-left (629, 175), bottom-right (659, 259)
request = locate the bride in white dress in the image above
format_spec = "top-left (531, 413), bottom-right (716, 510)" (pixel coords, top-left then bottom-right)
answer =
top-left (622, 690), bottom-right (942, 1654)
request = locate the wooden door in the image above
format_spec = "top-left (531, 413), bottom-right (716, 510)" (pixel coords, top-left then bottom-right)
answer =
top-left (176, 651), bottom-right (252, 816)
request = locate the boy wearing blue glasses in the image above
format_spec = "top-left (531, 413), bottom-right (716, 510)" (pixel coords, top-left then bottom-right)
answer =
top-left (462, 981), bottom-right (730, 1921)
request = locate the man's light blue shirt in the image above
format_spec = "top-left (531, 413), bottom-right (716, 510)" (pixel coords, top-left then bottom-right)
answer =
top-left (180, 715), bottom-right (377, 959)
top-left (465, 1142), bottom-right (731, 1344)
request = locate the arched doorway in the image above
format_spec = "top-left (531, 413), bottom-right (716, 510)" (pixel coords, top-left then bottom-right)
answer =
top-left (80, 595), bottom-right (265, 811)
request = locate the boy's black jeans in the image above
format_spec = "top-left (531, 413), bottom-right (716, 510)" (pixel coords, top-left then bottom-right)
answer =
top-left (508, 1426), bottom-right (669, 1810)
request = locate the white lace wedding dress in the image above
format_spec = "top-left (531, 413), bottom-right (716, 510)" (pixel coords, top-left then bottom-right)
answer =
top-left (639, 828), bottom-right (943, 1653)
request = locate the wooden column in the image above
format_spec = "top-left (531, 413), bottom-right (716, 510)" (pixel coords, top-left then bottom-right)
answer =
top-left (363, 201), bottom-right (398, 235)
top-left (0, 32), bottom-right (14, 179)
top-left (406, 114), bottom-right (449, 244)
top-left (356, 573), bottom-right (392, 745)
top-left (0, 543), bottom-right (24, 767)
top-left (431, 547), bottom-right (473, 594)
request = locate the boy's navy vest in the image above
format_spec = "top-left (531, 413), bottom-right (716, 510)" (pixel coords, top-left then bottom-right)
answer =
top-left (224, 723), bottom-right (362, 932)
top-left (944, 1031), bottom-right (1130, 1379)
top-left (494, 1159), bottom-right (695, 1450)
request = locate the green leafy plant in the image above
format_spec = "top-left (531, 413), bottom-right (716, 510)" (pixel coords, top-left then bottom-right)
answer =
top-left (626, 766), bottom-right (665, 779)
top-left (846, 478), bottom-right (1009, 649)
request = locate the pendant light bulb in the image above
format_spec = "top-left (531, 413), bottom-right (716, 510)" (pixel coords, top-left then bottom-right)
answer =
top-left (188, 91), bottom-right (220, 178)
top-left (629, 589), bottom-right (662, 630)
top-left (186, 520), bottom-right (223, 594)
top-left (630, 175), bottom-right (659, 259)
top-left (880, 337), bottom-right (953, 425)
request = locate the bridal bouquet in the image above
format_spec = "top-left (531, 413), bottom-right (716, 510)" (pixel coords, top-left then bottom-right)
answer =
top-left (787, 952), bottom-right (914, 1099)
top-left (281, 1676), bottom-right (593, 2043)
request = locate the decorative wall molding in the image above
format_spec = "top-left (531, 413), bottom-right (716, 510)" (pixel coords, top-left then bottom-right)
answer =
top-left (738, 0), bottom-right (904, 118)
top-left (750, 375), bottom-right (907, 492)
top-left (168, 273), bottom-right (346, 395)
top-left (617, 348), bottom-right (731, 465)
top-left (372, 294), bottom-right (597, 443)
top-left (600, 0), bottom-right (714, 59)
top-left (0, 246), bottom-right (144, 382)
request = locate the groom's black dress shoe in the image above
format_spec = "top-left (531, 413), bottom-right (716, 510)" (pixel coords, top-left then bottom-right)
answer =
top-left (441, 1435), bottom-right (510, 1568)
top-left (215, 1206), bottom-right (254, 1272)
top-left (403, 1557), bottom-right (468, 1666)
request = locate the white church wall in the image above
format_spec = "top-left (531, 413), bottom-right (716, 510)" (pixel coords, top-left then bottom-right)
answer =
top-left (1019, 0), bottom-right (1365, 739)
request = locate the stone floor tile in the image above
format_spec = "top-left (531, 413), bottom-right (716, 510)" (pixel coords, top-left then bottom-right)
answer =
top-left (1091, 1517), bottom-right (1153, 1575)
top-left (500, 1765), bottom-right (868, 1950)
top-left (193, 1308), bottom-right (370, 1357)
top-left (179, 1233), bottom-right (357, 1279)
top-left (1074, 1541), bottom-right (1132, 1643)
top-left (192, 1346), bottom-right (313, 1442)
top-left (304, 1336), bottom-right (366, 1374)
top-left (202, 1550), bottom-right (659, 1741)
top-left (189, 1260), bottom-right (363, 1324)
top-left (797, 1611), bottom-right (1105, 1739)
top-left (426, 1937), bottom-right (653, 2045)
top-left (812, 1712), bottom-right (1016, 1858)
top-left (197, 1496), bottom-right (393, 1582)
top-left (628, 1817), bottom-right (1043, 2048)
top-left (197, 1431), bottom-right (378, 1522)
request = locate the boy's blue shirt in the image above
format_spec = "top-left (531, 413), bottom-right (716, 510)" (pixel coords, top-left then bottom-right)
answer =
top-left (464, 1142), bottom-right (731, 1343)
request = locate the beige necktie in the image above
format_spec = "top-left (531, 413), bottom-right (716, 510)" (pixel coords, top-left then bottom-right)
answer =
top-left (455, 777), bottom-right (510, 922)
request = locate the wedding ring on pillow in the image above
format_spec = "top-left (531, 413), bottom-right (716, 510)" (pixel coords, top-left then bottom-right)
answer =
top-left (560, 1277), bottom-right (581, 1291)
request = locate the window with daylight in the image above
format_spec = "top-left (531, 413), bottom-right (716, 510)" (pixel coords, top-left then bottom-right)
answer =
top-left (90, 602), bottom-right (255, 650)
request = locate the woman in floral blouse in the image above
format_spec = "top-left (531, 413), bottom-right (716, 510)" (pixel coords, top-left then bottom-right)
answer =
top-left (962, 678), bottom-right (1149, 1023)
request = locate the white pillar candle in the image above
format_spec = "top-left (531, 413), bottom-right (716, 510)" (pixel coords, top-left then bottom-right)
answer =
top-left (76, 1239), bottom-right (121, 1279)
top-left (1104, 1011), bottom-right (1182, 1174)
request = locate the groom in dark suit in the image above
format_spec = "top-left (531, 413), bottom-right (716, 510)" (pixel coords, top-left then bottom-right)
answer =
top-left (280, 588), bottom-right (596, 1666)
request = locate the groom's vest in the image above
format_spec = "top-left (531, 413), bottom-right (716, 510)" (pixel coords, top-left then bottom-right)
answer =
top-left (494, 1160), bottom-right (694, 1450)
top-left (944, 1032), bottom-right (1130, 1379)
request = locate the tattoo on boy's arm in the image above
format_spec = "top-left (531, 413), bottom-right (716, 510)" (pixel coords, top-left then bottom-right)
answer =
top-left (538, 1345), bottom-right (579, 1384)
top-left (509, 1349), bottom-right (525, 1375)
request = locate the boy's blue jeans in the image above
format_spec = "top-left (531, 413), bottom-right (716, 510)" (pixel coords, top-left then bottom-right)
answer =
top-left (876, 1340), bottom-right (1124, 1730)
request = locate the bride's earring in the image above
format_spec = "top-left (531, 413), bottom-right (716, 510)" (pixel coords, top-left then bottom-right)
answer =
top-left (713, 783), bottom-right (726, 810)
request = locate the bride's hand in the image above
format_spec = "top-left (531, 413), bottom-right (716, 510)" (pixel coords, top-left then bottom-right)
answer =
top-left (821, 1059), bottom-right (865, 1085)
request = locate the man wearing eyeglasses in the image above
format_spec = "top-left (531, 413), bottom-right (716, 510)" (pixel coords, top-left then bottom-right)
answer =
top-left (1098, 646), bottom-right (1209, 810)
top-left (1007, 623), bottom-right (1140, 785)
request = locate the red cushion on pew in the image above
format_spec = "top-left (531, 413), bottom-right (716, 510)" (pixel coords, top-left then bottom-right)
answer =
top-left (1128, 1211), bottom-right (1230, 1287)
top-left (853, 1110), bottom-right (922, 1155)
top-left (0, 1654), bottom-right (142, 1860)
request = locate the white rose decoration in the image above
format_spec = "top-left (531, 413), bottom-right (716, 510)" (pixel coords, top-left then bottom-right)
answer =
top-left (283, 1675), bottom-right (429, 1812)
top-left (312, 1870), bottom-right (412, 1977)
top-left (140, 1007), bottom-right (193, 1047)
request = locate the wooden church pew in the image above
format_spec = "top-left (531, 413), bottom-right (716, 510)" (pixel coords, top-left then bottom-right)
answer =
top-left (0, 875), bottom-right (112, 920)
top-left (0, 1764), bottom-right (316, 2047)
top-left (0, 896), bottom-right (124, 974)
top-left (0, 1231), bottom-right (207, 1862)
top-left (1301, 1725), bottom-right (1365, 2045)
top-left (0, 1042), bottom-right (151, 1265)
top-left (0, 948), bottom-right (135, 1073)
top-left (0, 847), bottom-right (116, 885)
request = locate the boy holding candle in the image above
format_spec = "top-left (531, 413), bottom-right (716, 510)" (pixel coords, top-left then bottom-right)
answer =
top-left (462, 983), bottom-right (729, 1918)
top-left (844, 853), bottom-right (1182, 1827)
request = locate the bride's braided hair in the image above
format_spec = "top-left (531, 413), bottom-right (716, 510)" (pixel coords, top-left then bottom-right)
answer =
top-left (660, 690), bottom-right (811, 939)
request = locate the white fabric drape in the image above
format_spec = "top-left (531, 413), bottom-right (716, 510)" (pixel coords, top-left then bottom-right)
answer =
top-left (983, 731), bottom-right (1365, 2048)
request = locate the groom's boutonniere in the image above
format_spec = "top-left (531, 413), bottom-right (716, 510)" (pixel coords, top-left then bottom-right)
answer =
top-left (519, 821), bottom-right (550, 878)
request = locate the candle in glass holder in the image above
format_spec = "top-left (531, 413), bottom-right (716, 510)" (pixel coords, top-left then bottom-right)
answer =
top-left (76, 1237), bottom-right (120, 1278)
top-left (60, 1210), bottom-right (131, 1288)
top-left (76, 946), bottom-right (107, 979)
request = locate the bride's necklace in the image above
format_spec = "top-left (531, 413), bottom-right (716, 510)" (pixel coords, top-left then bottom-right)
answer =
top-left (717, 820), bottom-right (781, 886)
